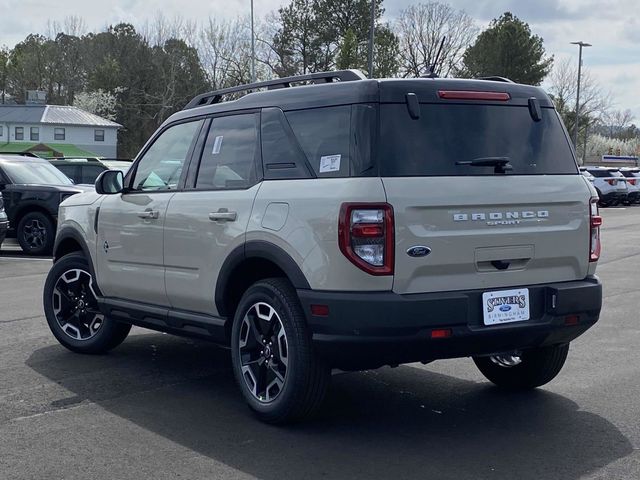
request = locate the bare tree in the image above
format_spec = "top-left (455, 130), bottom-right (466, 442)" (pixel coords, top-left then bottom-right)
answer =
top-left (395, 2), bottom-right (477, 78)
top-left (548, 58), bottom-right (612, 133)
top-left (601, 108), bottom-right (635, 137)
top-left (140, 13), bottom-right (198, 48)
top-left (198, 17), bottom-right (256, 89)
top-left (46, 16), bottom-right (88, 39)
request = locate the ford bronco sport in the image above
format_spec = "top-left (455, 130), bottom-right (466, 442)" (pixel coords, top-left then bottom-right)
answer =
top-left (43, 70), bottom-right (603, 424)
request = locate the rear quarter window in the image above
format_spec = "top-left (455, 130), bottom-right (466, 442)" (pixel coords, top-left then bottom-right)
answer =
top-left (284, 104), bottom-right (375, 178)
top-left (379, 104), bottom-right (577, 176)
top-left (285, 106), bottom-right (351, 177)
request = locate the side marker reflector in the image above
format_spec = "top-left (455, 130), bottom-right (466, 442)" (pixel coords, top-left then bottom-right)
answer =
top-left (431, 328), bottom-right (452, 339)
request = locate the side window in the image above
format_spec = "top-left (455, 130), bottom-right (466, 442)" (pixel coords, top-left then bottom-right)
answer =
top-left (81, 165), bottom-right (106, 184)
top-left (285, 106), bottom-right (351, 177)
top-left (261, 107), bottom-right (312, 180)
top-left (195, 113), bottom-right (259, 190)
top-left (131, 120), bottom-right (203, 192)
top-left (57, 165), bottom-right (77, 182)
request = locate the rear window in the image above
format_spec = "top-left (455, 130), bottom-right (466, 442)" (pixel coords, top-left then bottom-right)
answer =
top-left (588, 169), bottom-right (614, 178)
top-left (620, 171), bottom-right (639, 178)
top-left (379, 104), bottom-right (577, 176)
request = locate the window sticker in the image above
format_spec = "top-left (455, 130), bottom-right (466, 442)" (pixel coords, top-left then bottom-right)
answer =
top-left (212, 136), bottom-right (224, 154)
top-left (319, 154), bottom-right (341, 173)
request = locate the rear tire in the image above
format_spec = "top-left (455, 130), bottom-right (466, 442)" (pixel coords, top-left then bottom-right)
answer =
top-left (43, 252), bottom-right (131, 354)
top-left (17, 211), bottom-right (54, 255)
top-left (473, 343), bottom-right (569, 390)
top-left (231, 278), bottom-right (330, 424)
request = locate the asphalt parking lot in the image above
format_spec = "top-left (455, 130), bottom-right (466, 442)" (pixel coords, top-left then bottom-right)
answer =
top-left (1, 207), bottom-right (639, 480)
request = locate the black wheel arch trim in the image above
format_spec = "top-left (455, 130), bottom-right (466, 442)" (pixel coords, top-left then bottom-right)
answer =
top-left (215, 240), bottom-right (310, 316)
top-left (53, 227), bottom-right (100, 290)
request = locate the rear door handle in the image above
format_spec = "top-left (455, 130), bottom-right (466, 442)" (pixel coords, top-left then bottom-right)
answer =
top-left (209, 209), bottom-right (237, 222)
top-left (138, 209), bottom-right (159, 220)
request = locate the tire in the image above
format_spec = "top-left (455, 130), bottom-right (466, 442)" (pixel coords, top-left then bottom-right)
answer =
top-left (17, 211), bottom-right (55, 255)
top-left (43, 252), bottom-right (131, 354)
top-left (231, 278), bottom-right (330, 424)
top-left (473, 343), bottom-right (569, 390)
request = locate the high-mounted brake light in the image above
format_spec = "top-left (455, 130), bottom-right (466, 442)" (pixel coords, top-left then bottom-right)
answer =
top-left (338, 203), bottom-right (394, 275)
top-left (589, 198), bottom-right (602, 262)
top-left (438, 90), bottom-right (511, 101)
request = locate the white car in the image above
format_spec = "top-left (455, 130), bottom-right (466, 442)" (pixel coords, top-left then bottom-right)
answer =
top-left (585, 167), bottom-right (628, 207)
top-left (620, 168), bottom-right (640, 204)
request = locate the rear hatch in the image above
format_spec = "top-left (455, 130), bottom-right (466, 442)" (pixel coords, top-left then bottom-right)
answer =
top-left (610, 170), bottom-right (628, 193)
top-left (377, 81), bottom-right (592, 294)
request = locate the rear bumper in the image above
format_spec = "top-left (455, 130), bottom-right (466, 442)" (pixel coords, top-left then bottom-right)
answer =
top-left (626, 191), bottom-right (640, 202)
top-left (600, 191), bottom-right (627, 203)
top-left (298, 277), bottom-right (602, 370)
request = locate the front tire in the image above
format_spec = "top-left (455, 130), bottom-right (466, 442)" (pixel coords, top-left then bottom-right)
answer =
top-left (43, 252), bottom-right (131, 354)
top-left (17, 211), bottom-right (55, 255)
top-left (231, 278), bottom-right (330, 424)
top-left (473, 343), bottom-right (569, 390)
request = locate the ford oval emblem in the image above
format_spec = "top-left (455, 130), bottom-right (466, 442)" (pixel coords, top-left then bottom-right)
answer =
top-left (406, 246), bottom-right (431, 258)
top-left (499, 305), bottom-right (512, 312)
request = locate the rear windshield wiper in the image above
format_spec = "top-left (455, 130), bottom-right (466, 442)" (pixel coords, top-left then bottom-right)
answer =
top-left (456, 157), bottom-right (513, 174)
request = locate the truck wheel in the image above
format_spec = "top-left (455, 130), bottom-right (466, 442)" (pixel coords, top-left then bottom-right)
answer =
top-left (43, 252), bottom-right (131, 354)
top-left (473, 343), bottom-right (569, 390)
top-left (17, 211), bottom-right (55, 255)
top-left (231, 278), bottom-right (330, 424)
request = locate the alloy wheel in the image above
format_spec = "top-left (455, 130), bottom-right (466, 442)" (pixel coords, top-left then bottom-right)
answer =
top-left (238, 302), bottom-right (289, 403)
top-left (52, 268), bottom-right (104, 340)
top-left (23, 219), bottom-right (47, 250)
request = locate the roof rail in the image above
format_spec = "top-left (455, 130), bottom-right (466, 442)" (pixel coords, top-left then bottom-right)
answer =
top-left (184, 69), bottom-right (367, 110)
top-left (477, 76), bottom-right (515, 83)
top-left (0, 151), bottom-right (41, 158)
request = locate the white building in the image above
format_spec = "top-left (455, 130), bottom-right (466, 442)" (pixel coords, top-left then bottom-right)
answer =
top-left (0, 105), bottom-right (121, 157)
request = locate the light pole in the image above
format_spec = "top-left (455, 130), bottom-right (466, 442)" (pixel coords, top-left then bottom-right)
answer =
top-left (251, 0), bottom-right (256, 83)
top-left (367, 0), bottom-right (375, 78)
top-left (571, 41), bottom-right (591, 153)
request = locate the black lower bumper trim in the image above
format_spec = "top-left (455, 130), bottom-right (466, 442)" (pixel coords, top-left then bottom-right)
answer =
top-left (0, 221), bottom-right (7, 245)
top-left (298, 277), bottom-right (602, 370)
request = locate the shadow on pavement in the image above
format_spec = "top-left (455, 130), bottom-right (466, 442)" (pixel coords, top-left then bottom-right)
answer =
top-left (27, 333), bottom-right (632, 480)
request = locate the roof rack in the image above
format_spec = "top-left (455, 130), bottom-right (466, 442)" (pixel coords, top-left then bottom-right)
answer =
top-left (477, 76), bottom-right (515, 83)
top-left (184, 70), bottom-right (367, 110)
top-left (0, 151), bottom-right (41, 158)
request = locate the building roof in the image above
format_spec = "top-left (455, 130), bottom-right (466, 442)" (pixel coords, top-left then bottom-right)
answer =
top-left (0, 105), bottom-right (121, 128)
top-left (0, 142), bottom-right (99, 158)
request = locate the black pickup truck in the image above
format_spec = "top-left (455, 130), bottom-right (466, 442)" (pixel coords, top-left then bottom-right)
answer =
top-left (0, 155), bottom-right (90, 255)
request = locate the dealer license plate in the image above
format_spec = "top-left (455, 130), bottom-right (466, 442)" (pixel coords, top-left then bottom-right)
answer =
top-left (482, 288), bottom-right (530, 326)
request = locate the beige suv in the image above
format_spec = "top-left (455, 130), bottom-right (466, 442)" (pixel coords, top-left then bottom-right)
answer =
top-left (43, 70), bottom-right (603, 424)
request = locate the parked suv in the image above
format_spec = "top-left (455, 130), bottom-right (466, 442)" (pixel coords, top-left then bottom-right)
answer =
top-left (585, 166), bottom-right (628, 206)
top-left (43, 71), bottom-right (603, 423)
top-left (0, 192), bottom-right (8, 249)
top-left (620, 168), bottom-right (640, 204)
top-left (0, 155), bottom-right (90, 254)
top-left (50, 158), bottom-right (133, 185)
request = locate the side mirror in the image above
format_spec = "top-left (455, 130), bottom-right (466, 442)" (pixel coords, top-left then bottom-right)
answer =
top-left (95, 170), bottom-right (124, 195)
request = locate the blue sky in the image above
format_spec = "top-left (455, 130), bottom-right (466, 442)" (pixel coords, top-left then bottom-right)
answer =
top-left (1, 0), bottom-right (638, 120)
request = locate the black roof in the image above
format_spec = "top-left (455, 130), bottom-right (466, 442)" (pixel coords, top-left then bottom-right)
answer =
top-left (165, 72), bottom-right (553, 128)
